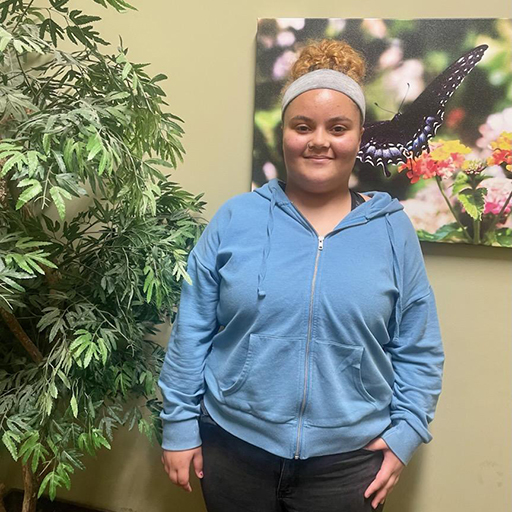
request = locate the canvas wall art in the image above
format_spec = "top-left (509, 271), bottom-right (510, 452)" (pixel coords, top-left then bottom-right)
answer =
top-left (253, 18), bottom-right (512, 247)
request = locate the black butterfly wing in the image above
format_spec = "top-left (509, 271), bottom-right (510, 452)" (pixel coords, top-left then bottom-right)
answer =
top-left (357, 117), bottom-right (413, 177)
top-left (399, 43), bottom-right (488, 157)
top-left (357, 44), bottom-right (489, 177)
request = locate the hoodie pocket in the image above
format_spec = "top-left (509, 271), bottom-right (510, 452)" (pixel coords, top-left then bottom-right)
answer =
top-left (218, 333), bottom-right (303, 423)
top-left (306, 340), bottom-right (379, 427)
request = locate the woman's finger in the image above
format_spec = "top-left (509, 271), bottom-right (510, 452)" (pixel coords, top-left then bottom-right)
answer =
top-left (372, 489), bottom-right (387, 509)
top-left (371, 475), bottom-right (399, 508)
top-left (365, 466), bottom-right (391, 499)
top-left (177, 466), bottom-right (192, 492)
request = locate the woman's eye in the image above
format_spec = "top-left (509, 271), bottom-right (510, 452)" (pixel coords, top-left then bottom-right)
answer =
top-left (294, 125), bottom-right (346, 133)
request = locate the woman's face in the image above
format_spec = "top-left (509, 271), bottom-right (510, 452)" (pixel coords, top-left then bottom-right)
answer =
top-left (282, 88), bottom-right (364, 193)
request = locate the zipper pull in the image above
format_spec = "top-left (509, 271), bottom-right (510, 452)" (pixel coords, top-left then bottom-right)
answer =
top-left (318, 236), bottom-right (324, 251)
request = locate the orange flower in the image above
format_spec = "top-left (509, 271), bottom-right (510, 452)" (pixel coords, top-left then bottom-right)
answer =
top-left (398, 139), bottom-right (471, 183)
top-left (398, 154), bottom-right (438, 184)
top-left (486, 131), bottom-right (511, 171)
top-left (445, 107), bottom-right (466, 130)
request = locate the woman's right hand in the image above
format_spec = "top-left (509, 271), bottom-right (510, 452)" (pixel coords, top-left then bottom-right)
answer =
top-left (161, 447), bottom-right (204, 492)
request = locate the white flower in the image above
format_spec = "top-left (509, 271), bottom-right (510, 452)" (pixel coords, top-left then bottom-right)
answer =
top-left (384, 59), bottom-right (425, 106)
top-left (263, 162), bottom-right (278, 181)
top-left (277, 19), bottom-right (305, 30)
top-left (475, 107), bottom-right (512, 158)
top-left (277, 31), bottom-right (295, 47)
top-left (326, 19), bottom-right (346, 35)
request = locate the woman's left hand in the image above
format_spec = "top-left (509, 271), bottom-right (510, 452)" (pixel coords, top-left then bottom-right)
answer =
top-left (363, 437), bottom-right (405, 509)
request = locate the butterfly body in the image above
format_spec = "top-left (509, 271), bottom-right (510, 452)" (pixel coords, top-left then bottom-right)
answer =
top-left (357, 44), bottom-right (488, 177)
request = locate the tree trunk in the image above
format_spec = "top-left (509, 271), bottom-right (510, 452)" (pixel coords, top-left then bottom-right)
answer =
top-left (0, 483), bottom-right (8, 512)
top-left (21, 464), bottom-right (38, 512)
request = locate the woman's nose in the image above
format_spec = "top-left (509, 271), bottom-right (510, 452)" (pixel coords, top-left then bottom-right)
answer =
top-left (309, 129), bottom-right (330, 148)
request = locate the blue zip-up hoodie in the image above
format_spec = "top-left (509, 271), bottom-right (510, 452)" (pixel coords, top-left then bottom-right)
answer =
top-left (158, 177), bottom-right (444, 466)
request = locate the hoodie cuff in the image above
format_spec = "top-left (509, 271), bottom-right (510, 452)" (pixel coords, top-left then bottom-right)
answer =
top-left (162, 418), bottom-right (202, 451)
top-left (381, 420), bottom-right (424, 466)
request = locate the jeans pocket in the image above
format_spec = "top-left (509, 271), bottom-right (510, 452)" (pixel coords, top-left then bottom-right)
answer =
top-left (199, 400), bottom-right (219, 427)
top-left (359, 447), bottom-right (382, 454)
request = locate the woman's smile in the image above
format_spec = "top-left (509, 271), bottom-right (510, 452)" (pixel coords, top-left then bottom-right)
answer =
top-left (305, 156), bottom-right (333, 162)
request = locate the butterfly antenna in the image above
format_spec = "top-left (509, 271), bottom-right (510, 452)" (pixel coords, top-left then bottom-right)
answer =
top-left (373, 102), bottom-right (396, 115)
top-left (397, 83), bottom-right (410, 114)
top-left (374, 82), bottom-right (411, 116)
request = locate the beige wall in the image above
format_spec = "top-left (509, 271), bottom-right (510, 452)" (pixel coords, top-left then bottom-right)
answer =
top-left (2, 1), bottom-right (512, 511)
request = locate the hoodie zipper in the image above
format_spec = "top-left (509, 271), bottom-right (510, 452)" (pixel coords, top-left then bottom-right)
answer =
top-left (286, 199), bottom-right (368, 459)
top-left (294, 234), bottom-right (324, 459)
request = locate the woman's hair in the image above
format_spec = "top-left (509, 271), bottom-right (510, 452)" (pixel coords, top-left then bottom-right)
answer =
top-left (279, 38), bottom-right (367, 125)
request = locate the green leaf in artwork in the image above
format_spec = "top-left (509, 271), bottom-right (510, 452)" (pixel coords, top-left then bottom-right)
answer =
top-left (495, 227), bottom-right (512, 247)
top-left (452, 171), bottom-right (471, 195)
top-left (458, 188), bottom-right (487, 220)
top-left (416, 223), bottom-right (467, 242)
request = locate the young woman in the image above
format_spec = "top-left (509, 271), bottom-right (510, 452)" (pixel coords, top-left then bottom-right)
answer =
top-left (159, 39), bottom-right (445, 512)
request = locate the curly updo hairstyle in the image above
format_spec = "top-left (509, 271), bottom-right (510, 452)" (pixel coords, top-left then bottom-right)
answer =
top-left (280, 38), bottom-right (367, 126)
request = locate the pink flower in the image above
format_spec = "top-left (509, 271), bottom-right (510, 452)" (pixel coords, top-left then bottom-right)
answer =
top-left (273, 50), bottom-right (297, 80)
top-left (401, 182), bottom-right (454, 234)
top-left (361, 19), bottom-right (387, 39)
top-left (384, 59), bottom-right (425, 106)
top-left (378, 40), bottom-right (403, 70)
top-left (277, 31), bottom-right (295, 47)
top-left (478, 177), bottom-right (512, 217)
top-left (259, 35), bottom-right (274, 49)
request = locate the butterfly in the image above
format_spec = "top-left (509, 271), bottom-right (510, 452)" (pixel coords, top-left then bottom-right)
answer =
top-left (356, 44), bottom-right (489, 177)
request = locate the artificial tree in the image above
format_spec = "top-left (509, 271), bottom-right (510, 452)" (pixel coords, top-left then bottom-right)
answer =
top-left (0, 1), bottom-right (207, 510)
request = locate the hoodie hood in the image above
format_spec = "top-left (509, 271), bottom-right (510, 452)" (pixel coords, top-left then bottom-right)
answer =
top-left (253, 178), bottom-right (404, 300)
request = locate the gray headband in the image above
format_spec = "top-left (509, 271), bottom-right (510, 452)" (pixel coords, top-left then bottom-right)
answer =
top-left (281, 68), bottom-right (366, 124)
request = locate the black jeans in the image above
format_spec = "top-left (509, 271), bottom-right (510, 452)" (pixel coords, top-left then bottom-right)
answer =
top-left (199, 404), bottom-right (385, 512)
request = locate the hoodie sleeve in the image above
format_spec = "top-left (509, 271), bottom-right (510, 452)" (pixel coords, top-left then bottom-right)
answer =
top-left (380, 212), bottom-right (445, 466)
top-left (157, 203), bottom-right (230, 451)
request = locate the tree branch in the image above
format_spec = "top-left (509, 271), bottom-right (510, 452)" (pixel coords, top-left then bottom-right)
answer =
top-left (0, 308), bottom-right (43, 363)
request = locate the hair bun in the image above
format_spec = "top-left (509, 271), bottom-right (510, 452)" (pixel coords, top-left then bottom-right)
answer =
top-left (282, 38), bottom-right (367, 96)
